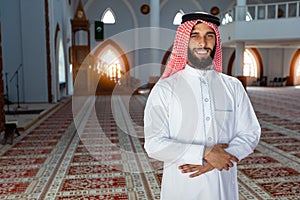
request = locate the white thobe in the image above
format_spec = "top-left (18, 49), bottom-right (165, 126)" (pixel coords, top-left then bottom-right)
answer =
top-left (144, 65), bottom-right (261, 200)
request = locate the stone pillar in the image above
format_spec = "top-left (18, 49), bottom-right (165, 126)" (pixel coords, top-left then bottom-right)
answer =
top-left (236, 0), bottom-right (247, 21)
top-left (235, 42), bottom-right (247, 89)
top-left (150, 0), bottom-right (160, 77)
top-left (235, 42), bottom-right (245, 76)
top-left (150, 0), bottom-right (160, 28)
top-left (0, 30), bottom-right (5, 132)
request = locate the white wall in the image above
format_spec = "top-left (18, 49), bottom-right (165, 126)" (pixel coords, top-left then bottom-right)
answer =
top-left (1, 0), bottom-right (24, 103)
top-left (220, 18), bottom-right (300, 43)
top-left (22, 0), bottom-right (48, 102)
top-left (259, 48), bottom-right (296, 81)
top-left (1, 0), bottom-right (73, 103)
top-left (1, 0), bottom-right (48, 103)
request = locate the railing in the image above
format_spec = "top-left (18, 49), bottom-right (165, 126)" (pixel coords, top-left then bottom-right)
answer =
top-left (220, 1), bottom-right (300, 25)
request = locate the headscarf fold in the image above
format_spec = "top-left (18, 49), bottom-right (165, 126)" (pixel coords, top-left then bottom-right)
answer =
top-left (161, 19), bottom-right (222, 79)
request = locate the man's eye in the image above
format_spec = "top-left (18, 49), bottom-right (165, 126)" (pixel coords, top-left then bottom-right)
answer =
top-left (190, 34), bottom-right (198, 38)
top-left (206, 34), bottom-right (215, 39)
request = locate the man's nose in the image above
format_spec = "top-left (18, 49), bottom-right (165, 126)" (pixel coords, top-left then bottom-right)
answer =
top-left (197, 36), bottom-right (206, 47)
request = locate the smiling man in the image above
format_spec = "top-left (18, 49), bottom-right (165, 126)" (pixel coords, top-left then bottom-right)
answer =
top-left (188, 23), bottom-right (216, 70)
top-left (144, 12), bottom-right (261, 200)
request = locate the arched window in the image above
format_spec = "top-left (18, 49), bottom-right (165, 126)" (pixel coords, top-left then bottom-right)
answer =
top-left (91, 40), bottom-right (130, 93)
top-left (96, 46), bottom-right (123, 82)
top-left (289, 49), bottom-right (300, 86)
top-left (246, 12), bottom-right (253, 21)
top-left (243, 49), bottom-right (258, 77)
top-left (294, 52), bottom-right (300, 86)
top-left (101, 8), bottom-right (116, 24)
top-left (222, 12), bottom-right (233, 25)
top-left (227, 48), bottom-right (262, 79)
top-left (58, 39), bottom-right (66, 83)
top-left (173, 10), bottom-right (184, 25)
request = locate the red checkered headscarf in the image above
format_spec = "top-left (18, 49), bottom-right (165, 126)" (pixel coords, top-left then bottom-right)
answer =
top-left (161, 19), bottom-right (222, 79)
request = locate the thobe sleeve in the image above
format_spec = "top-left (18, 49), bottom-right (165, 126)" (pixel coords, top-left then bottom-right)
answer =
top-left (144, 81), bottom-right (205, 165)
top-left (225, 81), bottom-right (261, 161)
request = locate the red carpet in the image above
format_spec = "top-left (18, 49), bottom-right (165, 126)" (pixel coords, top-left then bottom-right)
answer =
top-left (0, 87), bottom-right (299, 199)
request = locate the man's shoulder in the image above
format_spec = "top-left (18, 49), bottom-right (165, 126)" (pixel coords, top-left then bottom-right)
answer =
top-left (157, 71), bottom-right (182, 85)
top-left (216, 72), bottom-right (247, 92)
top-left (149, 72), bottom-right (184, 97)
top-left (218, 73), bottom-right (241, 84)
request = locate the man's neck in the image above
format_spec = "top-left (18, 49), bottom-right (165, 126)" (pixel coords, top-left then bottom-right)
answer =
top-left (189, 63), bottom-right (214, 71)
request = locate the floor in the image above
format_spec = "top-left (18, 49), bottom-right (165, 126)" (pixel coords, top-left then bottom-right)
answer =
top-left (0, 86), bottom-right (299, 199)
top-left (4, 102), bottom-right (58, 131)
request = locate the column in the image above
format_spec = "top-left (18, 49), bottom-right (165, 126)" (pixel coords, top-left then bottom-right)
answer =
top-left (236, 0), bottom-right (247, 21)
top-left (235, 42), bottom-right (245, 76)
top-left (235, 42), bottom-right (246, 88)
top-left (150, 0), bottom-right (160, 77)
top-left (150, 0), bottom-right (160, 28)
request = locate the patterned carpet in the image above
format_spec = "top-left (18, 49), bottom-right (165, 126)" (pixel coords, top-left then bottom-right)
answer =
top-left (0, 86), bottom-right (299, 199)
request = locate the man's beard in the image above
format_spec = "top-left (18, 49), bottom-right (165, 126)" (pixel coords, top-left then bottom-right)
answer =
top-left (188, 48), bottom-right (213, 70)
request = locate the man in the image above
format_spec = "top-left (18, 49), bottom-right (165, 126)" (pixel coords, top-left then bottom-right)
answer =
top-left (144, 12), bottom-right (261, 200)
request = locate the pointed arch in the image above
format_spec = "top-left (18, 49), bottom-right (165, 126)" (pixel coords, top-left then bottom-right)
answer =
top-left (54, 23), bottom-right (61, 102)
top-left (227, 48), bottom-right (263, 77)
top-left (54, 23), bottom-right (60, 53)
top-left (244, 49), bottom-right (258, 77)
top-left (289, 49), bottom-right (300, 86)
top-left (227, 48), bottom-right (263, 85)
top-left (92, 39), bottom-right (129, 93)
top-left (101, 8), bottom-right (116, 24)
top-left (54, 23), bottom-right (68, 101)
top-left (93, 39), bottom-right (129, 72)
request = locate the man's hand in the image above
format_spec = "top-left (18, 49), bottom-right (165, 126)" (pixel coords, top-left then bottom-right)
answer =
top-left (178, 162), bottom-right (214, 178)
top-left (204, 144), bottom-right (239, 171)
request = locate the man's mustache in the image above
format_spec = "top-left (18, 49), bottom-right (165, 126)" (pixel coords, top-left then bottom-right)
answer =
top-left (193, 47), bottom-right (213, 52)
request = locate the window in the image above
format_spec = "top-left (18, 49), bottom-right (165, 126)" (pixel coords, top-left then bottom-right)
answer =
top-left (288, 2), bottom-right (297, 18)
top-left (246, 12), bottom-right (253, 21)
top-left (58, 40), bottom-right (66, 83)
top-left (227, 48), bottom-right (261, 78)
top-left (173, 10), bottom-right (184, 25)
top-left (222, 12), bottom-right (233, 25)
top-left (291, 49), bottom-right (300, 86)
top-left (247, 6), bottom-right (256, 20)
top-left (95, 46), bottom-right (124, 82)
top-left (101, 8), bottom-right (116, 24)
top-left (243, 49), bottom-right (258, 77)
top-left (258, 5), bottom-right (266, 19)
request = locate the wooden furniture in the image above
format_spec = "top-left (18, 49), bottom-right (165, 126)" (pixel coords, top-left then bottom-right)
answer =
top-left (70, 0), bottom-right (90, 93)
top-left (2, 121), bottom-right (20, 145)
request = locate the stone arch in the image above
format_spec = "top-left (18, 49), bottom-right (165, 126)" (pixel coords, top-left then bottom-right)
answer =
top-left (227, 48), bottom-right (263, 78)
top-left (289, 49), bottom-right (300, 86)
top-left (92, 39), bottom-right (130, 94)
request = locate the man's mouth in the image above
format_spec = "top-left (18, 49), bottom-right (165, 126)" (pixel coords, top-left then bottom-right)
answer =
top-left (194, 48), bottom-right (210, 55)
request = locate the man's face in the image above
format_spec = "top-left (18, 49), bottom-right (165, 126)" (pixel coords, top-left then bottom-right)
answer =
top-left (187, 23), bottom-right (216, 70)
